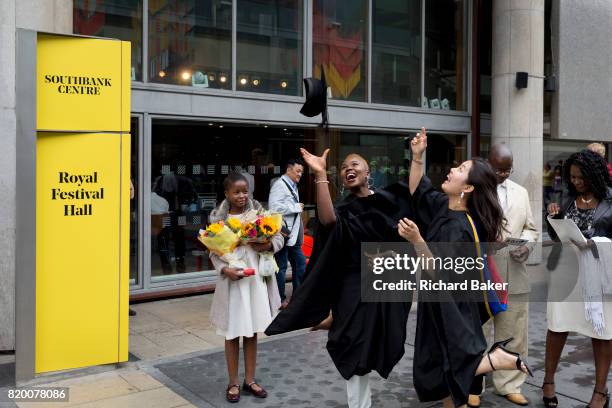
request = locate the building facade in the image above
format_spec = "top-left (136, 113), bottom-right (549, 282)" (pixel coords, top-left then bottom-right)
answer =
top-left (2, 0), bottom-right (612, 351)
top-left (72, 0), bottom-right (475, 301)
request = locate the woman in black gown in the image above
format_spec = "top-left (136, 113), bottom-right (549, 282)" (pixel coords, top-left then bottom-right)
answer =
top-left (397, 129), bottom-right (532, 408)
top-left (266, 148), bottom-right (413, 408)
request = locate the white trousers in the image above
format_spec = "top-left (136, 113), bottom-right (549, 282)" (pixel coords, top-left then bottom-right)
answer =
top-left (346, 374), bottom-right (371, 408)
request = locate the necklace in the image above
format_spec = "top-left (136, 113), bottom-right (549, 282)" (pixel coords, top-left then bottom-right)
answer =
top-left (580, 195), bottom-right (594, 204)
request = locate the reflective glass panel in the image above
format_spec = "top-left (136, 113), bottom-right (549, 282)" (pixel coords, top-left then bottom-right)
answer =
top-left (372, 0), bottom-right (421, 106)
top-left (425, 0), bottom-right (467, 111)
top-left (130, 118), bottom-right (139, 285)
top-left (479, 0), bottom-right (492, 114)
top-left (150, 122), bottom-right (469, 277)
top-left (74, 0), bottom-right (143, 81)
top-left (313, 0), bottom-right (367, 101)
top-left (148, 0), bottom-right (232, 88)
top-left (237, 0), bottom-right (303, 95)
top-left (425, 133), bottom-right (468, 188)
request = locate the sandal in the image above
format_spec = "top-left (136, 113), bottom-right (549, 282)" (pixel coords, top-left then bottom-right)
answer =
top-left (243, 381), bottom-right (268, 398)
top-left (487, 338), bottom-right (534, 377)
top-left (542, 381), bottom-right (558, 408)
top-left (226, 384), bottom-right (240, 403)
top-left (587, 389), bottom-right (610, 408)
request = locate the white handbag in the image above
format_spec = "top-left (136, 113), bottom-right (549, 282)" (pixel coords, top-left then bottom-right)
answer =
top-left (258, 252), bottom-right (279, 277)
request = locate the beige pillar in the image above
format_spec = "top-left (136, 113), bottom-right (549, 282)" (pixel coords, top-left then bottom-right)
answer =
top-left (492, 0), bottom-right (545, 260)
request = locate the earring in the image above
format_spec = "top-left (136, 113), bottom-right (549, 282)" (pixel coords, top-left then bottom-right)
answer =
top-left (460, 191), bottom-right (465, 199)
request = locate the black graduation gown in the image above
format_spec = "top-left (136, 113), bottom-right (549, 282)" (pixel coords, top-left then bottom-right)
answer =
top-left (410, 176), bottom-right (487, 407)
top-left (265, 183), bottom-right (413, 380)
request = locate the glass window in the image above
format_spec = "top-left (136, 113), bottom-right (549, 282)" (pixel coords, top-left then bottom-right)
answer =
top-left (479, 0), bottom-right (492, 114)
top-left (321, 130), bottom-right (409, 194)
top-left (425, 0), bottom-right (467, 111)
top-left (130, 118), bottom-right (140, 285)
top-left (148, 0), bottom-right (232, 88)
top-left (150, 121), bottom-right (315, 278)
top-left (149, 122), bottom-right (467, 278)
top-left (425, 133), bottom-right (468, 188)
top-left (372, 0), bottom-right (421, 106)
top-left (237, 0), bottom-right (303, 95)
top-left (74, 0), bottom-right (143, 81)
top-left (480, 134), bottom-right (491, 158)
top-left (313, 1), bottom-right (367, 101)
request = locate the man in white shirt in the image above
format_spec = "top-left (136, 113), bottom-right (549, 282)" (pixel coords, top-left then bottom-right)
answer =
top-left (469, 144), bottom-right (539, 407)
top-left (268, 158), bottom-right (306, 308)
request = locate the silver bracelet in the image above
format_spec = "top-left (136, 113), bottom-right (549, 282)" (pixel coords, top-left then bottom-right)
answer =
top-left (315, 180), bottom-right (330, 184)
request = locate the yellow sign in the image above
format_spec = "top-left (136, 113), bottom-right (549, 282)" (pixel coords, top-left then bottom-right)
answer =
top-left (35, 34), bottom-right (130, 374)
top-left (36, 133), bottom-right (130, 373)
top-left (36, 34), bottom-right (130, 132)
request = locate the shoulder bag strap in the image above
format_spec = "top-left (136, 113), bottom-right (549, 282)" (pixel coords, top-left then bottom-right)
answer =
top-left (280, 178), bottom-right (299, 228)
top-left (466, 213), bottom-right (493, 318)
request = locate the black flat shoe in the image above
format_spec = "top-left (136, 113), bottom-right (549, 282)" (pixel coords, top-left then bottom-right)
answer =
top-left (487, 337), bottom-right (534, 377)
top-left (226, 384), bottom-right (240, 403)
top-left (243, 381), bottom-right (267, 398)
top-left (542, 381), bottom-right (558, 408)
top-left (587, 389), bottom-right (610, 408)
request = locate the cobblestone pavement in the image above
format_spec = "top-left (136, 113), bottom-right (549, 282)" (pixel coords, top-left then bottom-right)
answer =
top-left (154, 301), bottom-right (598, 407)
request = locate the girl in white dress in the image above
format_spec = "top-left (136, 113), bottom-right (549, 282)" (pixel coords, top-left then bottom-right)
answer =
top-left (208, 172), bottom-right (282, 403)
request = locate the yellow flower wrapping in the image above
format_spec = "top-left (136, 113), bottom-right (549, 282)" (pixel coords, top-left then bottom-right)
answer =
top-left (198, 225), bottom-right (241, 256)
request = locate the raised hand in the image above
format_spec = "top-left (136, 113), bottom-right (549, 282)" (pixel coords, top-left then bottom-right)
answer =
top-left (411, 127), bottom-right (427, 158)
top-left (300, 147), bottom-right (330, 177)
top-left (547, 203), bottom-right (560, 217)
top-left (398, 217), bottom-right (423, 243)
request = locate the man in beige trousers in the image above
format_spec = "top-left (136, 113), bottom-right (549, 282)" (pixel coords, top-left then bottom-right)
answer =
top-left (469, 144), bottom-right (539, 407)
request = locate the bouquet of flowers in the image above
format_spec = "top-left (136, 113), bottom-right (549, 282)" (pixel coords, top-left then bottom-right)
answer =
top-left (240, 212), bottom-right (283, 243)
top-left (197, 218), bottom-right (242, 256)
top-left (198, 217), bottom-right (248, 270)
top-left (240, 211), bottom-right (283, 277)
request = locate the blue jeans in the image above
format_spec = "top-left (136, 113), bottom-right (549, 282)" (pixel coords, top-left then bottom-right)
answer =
top-left (274, 240), bottom-right (306, 302)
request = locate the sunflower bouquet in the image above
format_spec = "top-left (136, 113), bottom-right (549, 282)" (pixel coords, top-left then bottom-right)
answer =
top-left (240, 212), bottom-right (283, 277)
top-left (197, 218), bottom-right (242, 256)
top-left (240, 213), bottom-right (283, 243)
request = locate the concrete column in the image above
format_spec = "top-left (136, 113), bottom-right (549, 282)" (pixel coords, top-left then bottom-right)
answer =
top-left (551, 0), bottom-right (612, 142)
top-left (16, 0), bottom-right (72, 34)
top-left (0, 0), bottom-right (72, 351)
top-left (492, 0), bottom-right (545, 252)
top-left (0, 0), bottom-right (17, 350)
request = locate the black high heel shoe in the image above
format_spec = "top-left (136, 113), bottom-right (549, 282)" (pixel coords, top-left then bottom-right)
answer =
top-left (587, 389), bottom-right (610, 408)
top-left (487, 338), bottom-right (534, 377)
top-left (542, 381), bottom-right (558, 408)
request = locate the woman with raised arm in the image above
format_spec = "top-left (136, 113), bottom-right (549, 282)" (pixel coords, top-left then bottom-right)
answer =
top-left (266, 149), bottom-right (413, 408)
top-left (398, 129), bottom-right (532, 408)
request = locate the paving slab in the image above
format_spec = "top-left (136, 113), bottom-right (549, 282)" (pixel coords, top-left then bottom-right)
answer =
top-left (154, 300), bottom-right (600, 408)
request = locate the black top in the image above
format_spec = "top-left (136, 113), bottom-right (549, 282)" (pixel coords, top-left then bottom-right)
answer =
top-left (546, 188), bottom-right (612, 269)
top-left (265, 182), bottom-right (413, 379)
top-left (566, 201), bottom-right (596, 233)
top-left (548, 187), bottom-right (612, 240)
